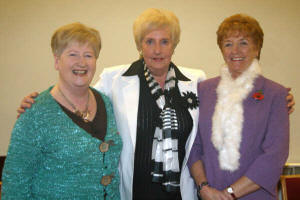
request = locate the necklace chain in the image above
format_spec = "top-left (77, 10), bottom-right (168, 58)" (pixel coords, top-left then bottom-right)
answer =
top-left (57, 86), bottom-right (90, 122)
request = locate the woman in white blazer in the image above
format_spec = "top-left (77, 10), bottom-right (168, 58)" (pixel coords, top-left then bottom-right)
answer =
top-left (95, 63), bottom-right (205, 200)
top-left (94, 8), bottom-right (206, 199)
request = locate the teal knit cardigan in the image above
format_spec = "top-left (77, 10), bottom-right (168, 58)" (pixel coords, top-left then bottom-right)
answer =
top-left (2, 87), bottom-right (122, 199)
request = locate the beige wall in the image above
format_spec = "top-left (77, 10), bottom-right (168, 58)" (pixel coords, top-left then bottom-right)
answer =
top-left (1, 0), bottom-right (299, 162)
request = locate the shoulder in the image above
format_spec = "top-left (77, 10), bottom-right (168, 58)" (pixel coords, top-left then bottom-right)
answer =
top-left (177, 66), bottom-right (207, 82)
top-left (15, 87), bottom-right (55, 128)
top-left (259, 76), bottom-right (288, 97)
top-left (91, 87), bottom-right (111, 105)
top-left (100, 64), bottom-right (131, 78)
top-left (26, 87), bottom-right (55, 114)
top-left (94, 64), bottom-right (134, 96)
top-left (198, 76), bottom-right (220, 90)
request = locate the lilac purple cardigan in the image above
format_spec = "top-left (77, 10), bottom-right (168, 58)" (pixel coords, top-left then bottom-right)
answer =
top-left (188, 75), bottom-right (289, 199)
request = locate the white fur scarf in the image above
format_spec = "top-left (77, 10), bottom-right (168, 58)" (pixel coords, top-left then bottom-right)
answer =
top-left (211, 59), bottom-right (261, 172)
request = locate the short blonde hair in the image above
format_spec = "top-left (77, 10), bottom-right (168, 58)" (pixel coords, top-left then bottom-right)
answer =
top-left (217, 14), bottom-right (264, 58)
top-left (51, 22), bottom-right (101, 58)
top-left (133, 8), bottom-right (180, 52)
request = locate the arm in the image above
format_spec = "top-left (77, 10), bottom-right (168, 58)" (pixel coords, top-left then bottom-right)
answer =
top-left (286, 88), bottom-right (295, 114)
top-left (2, 111), bottom-right (42, 199)
top-left (16, 66), bottom-right (115, 117)
top-left (225, 176), bottom-right (260, 198)
top-left (16, 92), bottom-right (39, 118)
top-left (190, 160), bottom-right (233, 200)
top-left (236, 87), bottom-right (289, 197)
top-left (188, 130), bottom-right (232, 200)
top-left (16, 74), bottom-right (116, 116)
top-left (17, 67), bottom-right (114, 117)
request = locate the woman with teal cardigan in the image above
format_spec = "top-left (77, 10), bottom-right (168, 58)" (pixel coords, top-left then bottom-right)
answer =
top-left (2, 23), bottom-right (122, 199)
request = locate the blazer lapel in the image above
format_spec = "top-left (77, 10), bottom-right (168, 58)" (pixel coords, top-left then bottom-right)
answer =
top-left (177, 79), bottom-right (199, 153)
top-left (120, 75), bottom-right (140, 149)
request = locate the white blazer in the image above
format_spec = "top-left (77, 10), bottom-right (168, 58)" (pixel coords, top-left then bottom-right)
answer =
top-left (94, 63), bottom-right (206, 200)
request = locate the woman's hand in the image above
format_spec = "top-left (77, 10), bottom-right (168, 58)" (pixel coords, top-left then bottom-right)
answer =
top-left (287, 88), bottom-right (295, 114)
top-left (190, 160), bottom-right (233, 200)
top-left (199, 186), bottom-right (233, 200)
top-left (17, 92), bottom-right (39, 118)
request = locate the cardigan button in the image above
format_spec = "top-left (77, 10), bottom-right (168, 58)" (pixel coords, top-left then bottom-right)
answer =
top-left (99, 142), bottom-right (109, 152)
top-left (99, 140), bottom-right (115, 152)
top-left (101, 173), bottom-right (115, 186)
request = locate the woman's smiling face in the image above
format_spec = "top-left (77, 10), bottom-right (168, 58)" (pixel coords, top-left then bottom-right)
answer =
top-left (221, 33), bottom-right (259, 79)
top-left (54, 42), bottom-right (97, 89)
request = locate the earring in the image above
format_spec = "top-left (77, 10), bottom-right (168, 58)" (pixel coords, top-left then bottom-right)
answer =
top-left (139, 50), bottom-right (143, 59)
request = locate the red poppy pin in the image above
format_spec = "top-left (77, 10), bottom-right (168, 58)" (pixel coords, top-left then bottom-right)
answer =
top-left (252, 90), bottom-right (264, 101)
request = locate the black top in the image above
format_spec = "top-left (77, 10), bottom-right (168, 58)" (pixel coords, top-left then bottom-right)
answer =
top-left (128, 60), bottom-right (193, 200)
top-left (57, 88), bottom-right (107, 141)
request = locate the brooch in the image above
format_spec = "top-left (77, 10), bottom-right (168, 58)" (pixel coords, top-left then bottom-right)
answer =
top-left (252, 90), bottom-right (264, 101)
top-left (182, 91), bottom-right (199, 109)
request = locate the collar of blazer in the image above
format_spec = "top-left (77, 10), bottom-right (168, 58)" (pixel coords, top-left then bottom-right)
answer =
top-left (122, 59), bottom-right (191, 82)
top-left (117, 59), bottom-right (198, 151)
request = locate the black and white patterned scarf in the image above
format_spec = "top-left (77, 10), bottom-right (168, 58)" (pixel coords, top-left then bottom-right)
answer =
top-left (144, 63), bottom-right (180, 192)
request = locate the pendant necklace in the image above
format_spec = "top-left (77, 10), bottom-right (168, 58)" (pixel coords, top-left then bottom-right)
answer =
top-left (57, 86), bottom-right (90, 122)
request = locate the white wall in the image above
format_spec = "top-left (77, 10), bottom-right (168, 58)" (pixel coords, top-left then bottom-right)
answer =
top-left (1, 0), bottom-right (299, 162)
